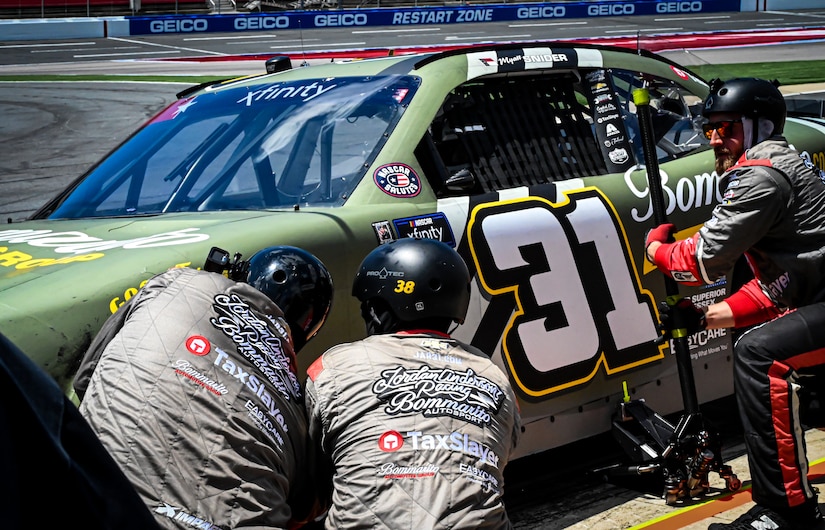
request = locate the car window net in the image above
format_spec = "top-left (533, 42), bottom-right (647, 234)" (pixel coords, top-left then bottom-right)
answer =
top-left (431, 75), bottom-right (607, 193)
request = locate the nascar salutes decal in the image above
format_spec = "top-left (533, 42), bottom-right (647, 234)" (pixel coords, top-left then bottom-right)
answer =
top-left (374, 163), bottom-right (421, 198)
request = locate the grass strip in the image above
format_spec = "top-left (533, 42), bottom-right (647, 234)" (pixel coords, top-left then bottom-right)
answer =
top-left (0, 60), bottom-right (823, 86)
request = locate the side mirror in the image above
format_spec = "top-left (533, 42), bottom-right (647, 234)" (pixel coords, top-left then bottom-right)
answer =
top-left (444, 167), bottom-right (477, 191)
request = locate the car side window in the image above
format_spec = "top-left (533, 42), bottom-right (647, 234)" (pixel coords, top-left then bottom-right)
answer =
top-left (419, 73), bottom-right (608, 197)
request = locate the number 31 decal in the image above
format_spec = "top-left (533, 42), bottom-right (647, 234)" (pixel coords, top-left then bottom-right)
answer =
top-left (467, 188), bottom-right (663, 398)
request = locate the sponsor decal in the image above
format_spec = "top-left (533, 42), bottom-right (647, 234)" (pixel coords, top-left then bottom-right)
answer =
top-left (210, 293), bottom-right (301, 400)
top-left (372, 220), bottom-right (395, 245)
top-left (372, 365), bottom-right (506, 425)
top-left (154, 503), bottom-right (221, 530)
top-left (0, 246), bottom-right (102, 270)
top-left (414, 339), bottom-right (463, 365)
top-left (459, 462), bottom-right (500, 493)
top-left (585, 70), bottom-right (605, 83)
top-left (671, 270), bottom-right (698, 283)
top-left (414, 350), bottom-right (463, 365)
top-left (608, 147), bottom-right (630, 165)
top-left (173, 359), bottom-right (228, 396)
top-left (237, 81), bottom-right (338, 107)
top-left (670, 65), bottom-right (690, 80)
top-left (185, 335), bottom-right (211, 356)
top-left (392, 212), bottom-right (456, 247)
top-left (377, 462), bottom-right (439, 479)
top-left (246, 399), bottom-right (285, 446)
top-left (596, 113), bottom-right (620, 124)
top-left (764, 271), bottom-right (791, 300)
top-left (365, 267), bottom-right (405, 279)
top-left (373, 163), bottom-right (421, 197)
top-left (214, 347), bottom-right (290, 434)
top-left (0, 228), bottom-right (209, 255)
top-left (378, 430), bottom-right (404, 452)
top-left (594, 93), bottom-right (613, 105)
top-left (407, 430), bottom-right (502, 468)
top-left (624, 167), bottom-right (723, 223)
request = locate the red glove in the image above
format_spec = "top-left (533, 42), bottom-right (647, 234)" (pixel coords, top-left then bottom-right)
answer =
top-left (645, 223), bottom-right (675, 262)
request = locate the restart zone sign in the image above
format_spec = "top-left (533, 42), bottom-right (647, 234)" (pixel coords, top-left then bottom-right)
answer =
top-left (129, 0), bottom-right (741, 35)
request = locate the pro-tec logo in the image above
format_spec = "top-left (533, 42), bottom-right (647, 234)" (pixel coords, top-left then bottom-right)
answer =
top-left (185, 335), bottom-right (211, 356)
top-left (374, 163), bottom-right (421, 198)
top-left (379, 430), bottom-right (404, 452)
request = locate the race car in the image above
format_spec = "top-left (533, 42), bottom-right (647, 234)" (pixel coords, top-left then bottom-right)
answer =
top-left (2, 41), bottom-right (825, 461)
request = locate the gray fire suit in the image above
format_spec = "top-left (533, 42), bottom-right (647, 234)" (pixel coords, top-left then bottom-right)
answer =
top-left (655, 137), bottom-right (825, 513)
top-left (74, 267), bottom-right (322, 530)
top-left (305, 331), bottom-right (521, 529)
top-left (674, 138), bottom-right (825, 308)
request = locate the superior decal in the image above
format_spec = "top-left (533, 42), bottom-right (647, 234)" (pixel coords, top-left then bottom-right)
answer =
top-left (237, 81), bottom-right (338, 106)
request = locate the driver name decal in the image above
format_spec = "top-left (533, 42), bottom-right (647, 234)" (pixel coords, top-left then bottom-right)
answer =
top-left (374, 163), bottom-right (421, 198)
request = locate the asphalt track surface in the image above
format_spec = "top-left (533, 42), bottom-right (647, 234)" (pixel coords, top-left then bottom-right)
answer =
top-left (2, 8), bottom-right (825, 528)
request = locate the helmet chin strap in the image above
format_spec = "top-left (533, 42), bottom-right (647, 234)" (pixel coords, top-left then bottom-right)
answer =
top-left (362, 301), bottom-right (399, 336)
top-left (741, 117), bottom-right (776, 150)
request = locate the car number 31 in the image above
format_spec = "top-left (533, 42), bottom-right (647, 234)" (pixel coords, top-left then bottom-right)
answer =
top-left (466, 188), bottom-right (663, 398)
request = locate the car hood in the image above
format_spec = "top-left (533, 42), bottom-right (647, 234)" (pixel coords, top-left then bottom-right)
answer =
top-left (0, 208), bottom-right (373, 390)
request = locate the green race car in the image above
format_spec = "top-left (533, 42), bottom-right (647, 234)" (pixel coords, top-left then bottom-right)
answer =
top-left (3, 42), bottom-right (825, 460)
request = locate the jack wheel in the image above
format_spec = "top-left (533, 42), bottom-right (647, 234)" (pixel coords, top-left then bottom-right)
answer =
top-left (726, 475), bottom-right (742, 492)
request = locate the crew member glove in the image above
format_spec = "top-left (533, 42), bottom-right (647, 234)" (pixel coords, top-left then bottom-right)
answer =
top-left (645, 223), bottom-right (675, 263)
top-left (656, 295), bottom-right (706, 344)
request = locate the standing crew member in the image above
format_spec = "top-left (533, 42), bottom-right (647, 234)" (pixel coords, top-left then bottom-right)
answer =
top-left (305, 238), bottom-right (521, 529)
top-left (74, 246), bottom-right (334, 530)
top-left (645, 78), bottom-right (825, 530)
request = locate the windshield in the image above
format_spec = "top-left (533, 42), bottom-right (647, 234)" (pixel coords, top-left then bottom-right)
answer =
top-left (46, 75), bottom-right (419, 218)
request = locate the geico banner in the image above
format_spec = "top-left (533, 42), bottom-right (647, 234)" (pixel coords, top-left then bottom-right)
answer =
top-left (129, 0), bottom-right (740, 35)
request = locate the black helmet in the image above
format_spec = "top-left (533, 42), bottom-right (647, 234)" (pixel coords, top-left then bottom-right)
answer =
top-left (246, 246), bottom-right (333, 352)
top-left (703, 77), bottom-right (786, 134)
top-left (352, 238), bottom-right (471, 332)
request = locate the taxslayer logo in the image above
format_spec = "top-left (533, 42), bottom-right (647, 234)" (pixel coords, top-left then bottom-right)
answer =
top-left (378, 430), bottom-right (404, 452)
top-left (185, 335), bottom-right (211, 356)
top-left (407, 430), bottom-right (502, 468)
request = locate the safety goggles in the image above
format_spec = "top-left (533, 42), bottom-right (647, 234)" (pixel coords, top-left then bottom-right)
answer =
top-left (702, 119), bottom-right (741, 140)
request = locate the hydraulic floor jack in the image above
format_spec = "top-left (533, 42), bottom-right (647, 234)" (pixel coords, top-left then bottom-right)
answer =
top-left (610, 380), bottom-right (741, 504)
top-left (603, 87), bottom-right (741, 505)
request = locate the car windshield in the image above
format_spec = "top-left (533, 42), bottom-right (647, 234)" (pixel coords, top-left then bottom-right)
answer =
top-left (45, 75), bottom-right (419, 218)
